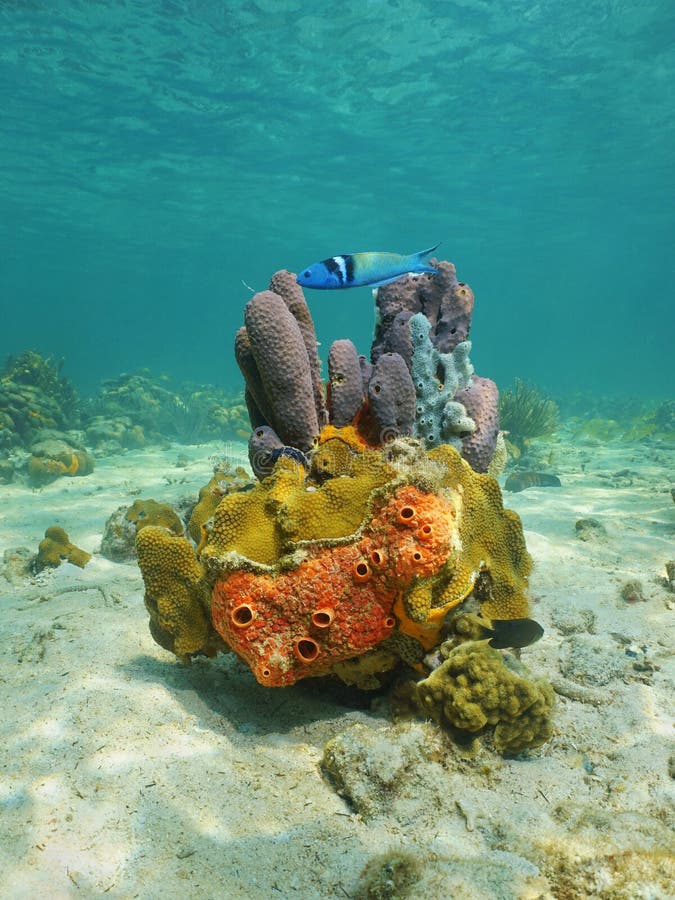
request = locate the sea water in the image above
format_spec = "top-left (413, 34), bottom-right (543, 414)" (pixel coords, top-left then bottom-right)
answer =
top-left (0, 1), bottom-right (673, 403)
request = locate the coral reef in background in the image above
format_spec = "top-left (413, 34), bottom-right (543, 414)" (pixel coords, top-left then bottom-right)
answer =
top-left (566, 395), bottom-right (675, 444)
top-left (498, 378), bottom-right (560, 454)
top-left (0, 347), bottom-right (96, 481)
top-left (84, 371), bottom-right (249, 450)
top-left (27, 436), bottom-right (94, 485)
top-left (0, 351), bottom-right (79, 448)
top-left (0, 350), bottom-right (251, 484)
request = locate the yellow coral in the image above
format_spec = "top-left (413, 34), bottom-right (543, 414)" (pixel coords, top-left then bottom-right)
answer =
top-left (200, 451), bottom-right (393, 567)
top-left (427, 445), bottom-right (531, 620)
top-left (278, 451), bottom-right (393, 544)
top-left (136, 526), bottom-right (213, 661)
top-left (202, 469), bottom-right (286, 567)
top-left (317, 424), bottom-right (368, 452)
top-left (34, 525), bottom-right (91, 571)
top-left (310, 436), bottom-right (356, 479)
top-left (27, 449), bottom-right (94, 485)
top-left (187, 468), bottom-right (251, 543)
top-left (126, 499), bottom-right (183, 535)
top-left (416, 640), bottom-right (554, 753)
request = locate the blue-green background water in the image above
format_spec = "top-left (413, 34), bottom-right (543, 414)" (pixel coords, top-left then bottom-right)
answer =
top-left (1, 1), bottom-right (673, 401)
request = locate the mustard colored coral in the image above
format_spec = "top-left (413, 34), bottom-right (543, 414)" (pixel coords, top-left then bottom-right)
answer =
top-left (27, 446), bottom-right (94, 485)
top-left (416, 640), bottom-right (555, 753)
top-left (187, 468), bottom-right (251, 543)
top-left (427, 444), bottom-right (531, 621)
top-left (136, 526), bottom-right (215, 662)
top-left (126, 499), bottom-right (184, 536)
top-left (33, 525), bottom-right (91, 572)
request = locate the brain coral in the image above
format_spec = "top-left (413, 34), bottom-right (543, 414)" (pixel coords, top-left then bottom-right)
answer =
top-left (416, 640), bottom-right (555, 753)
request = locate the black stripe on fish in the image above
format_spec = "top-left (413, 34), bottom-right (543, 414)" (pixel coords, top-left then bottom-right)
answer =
top-left (344, 254), bottom-right (355, 284)
top-left (324, 256), bottom-right (345, 285)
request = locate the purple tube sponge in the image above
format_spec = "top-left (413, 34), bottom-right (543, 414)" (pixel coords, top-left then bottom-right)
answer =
top-left (242, 290), bottom-right (320, 451)
top-left (455, 376), bottom-right (500, 474)
top-left (435, 280), bottom-right (475, 354)
top-left (269, 270), bottom-right (327, 428)
top-left (367, 352), bottom-right (416, 442)
top-left (234, 327), bottom-right (274, 428)
top-left (248, 425), bottom-right (284, 479)
top-left (371, 260), bottom-right (470, 361)
top-left (327, 339), bottom-right (364, 427)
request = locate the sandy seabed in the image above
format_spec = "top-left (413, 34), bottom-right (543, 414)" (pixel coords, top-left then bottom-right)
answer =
top-left (0, 436), bottom-right (673, 900)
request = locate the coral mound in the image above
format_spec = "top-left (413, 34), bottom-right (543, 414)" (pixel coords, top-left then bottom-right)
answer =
top-left (138, 435), bottom-right (534, 696)
top-left (135, 262), bottom-right (552, 752)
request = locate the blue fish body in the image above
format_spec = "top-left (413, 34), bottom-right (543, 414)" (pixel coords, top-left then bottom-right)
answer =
top-left (296, 243), bottom-right (441, 290)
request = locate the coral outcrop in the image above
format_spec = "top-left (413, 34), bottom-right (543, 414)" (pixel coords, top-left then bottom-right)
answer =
top-left (0, 351), bottom-right (79, 448)
top-left (32, 526), bottom-right (91, 572)
top-left (138, 435), bottom-right (532, 690)
top-left (85, 371), bottom-right (249, 449)
top-left (27, 437), bottom-right (95, 486)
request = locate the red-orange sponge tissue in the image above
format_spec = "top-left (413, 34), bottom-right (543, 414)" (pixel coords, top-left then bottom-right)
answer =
top-left (211, 485), bottom-right (458, 686)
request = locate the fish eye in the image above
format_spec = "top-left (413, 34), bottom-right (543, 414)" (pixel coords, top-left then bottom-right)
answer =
top-left (303, 270), bottom-right (310, 278)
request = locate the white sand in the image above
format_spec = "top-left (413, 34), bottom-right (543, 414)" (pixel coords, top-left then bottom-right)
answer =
top-left (1, 436), bottom-right (673, 899)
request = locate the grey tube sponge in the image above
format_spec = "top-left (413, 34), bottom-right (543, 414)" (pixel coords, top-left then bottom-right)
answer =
top-left (409, 312), bottom-right (474, 449)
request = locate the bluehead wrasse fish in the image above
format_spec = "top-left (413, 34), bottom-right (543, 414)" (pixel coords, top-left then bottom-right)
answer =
top-left (479, 617), bottom-right (545, 650)
top-left (296, 243), bottom-right (441, 290)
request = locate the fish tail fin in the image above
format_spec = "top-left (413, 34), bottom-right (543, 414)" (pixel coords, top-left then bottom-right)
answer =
top-left (411, 242), bottom-right (441, 274)
top-left (415, 242), bottom-right (441, 261)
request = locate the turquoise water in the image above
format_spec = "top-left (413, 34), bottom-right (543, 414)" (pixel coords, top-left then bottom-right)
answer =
top-left (1, 1), bottom-right (673, 399)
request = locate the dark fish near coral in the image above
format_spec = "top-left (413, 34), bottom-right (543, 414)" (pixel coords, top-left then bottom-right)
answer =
top-left (504, 471), bottom-right (562, 492)
top-left (481, 618), bottom-right (544, 650)
top-left (296, 244), bottom-right (440, 290)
